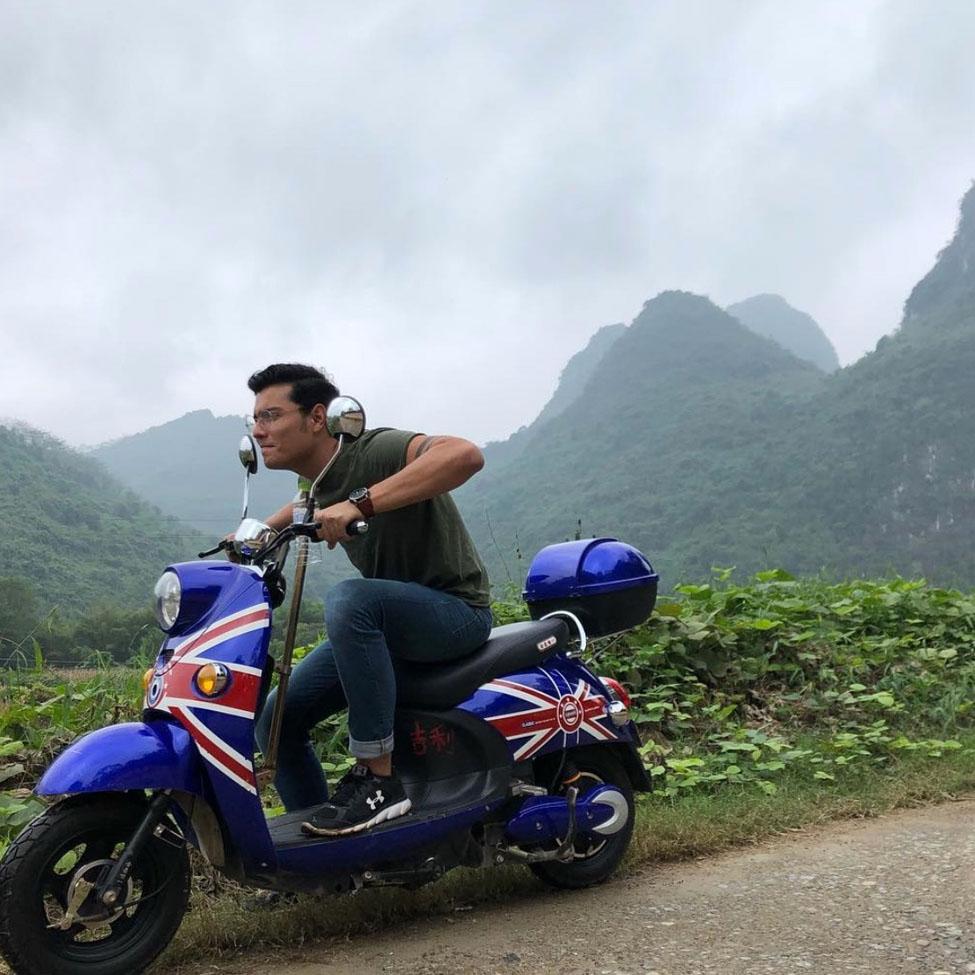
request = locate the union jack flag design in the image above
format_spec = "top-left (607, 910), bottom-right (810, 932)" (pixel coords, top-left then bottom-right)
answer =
top-left (482, 672), bottom-right (617, 761)
top-left (146, 603), bottom-right (270, 795)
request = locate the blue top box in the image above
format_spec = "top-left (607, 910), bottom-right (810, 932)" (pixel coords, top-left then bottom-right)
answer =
top-left (522, 538), bottom-right (658, 637)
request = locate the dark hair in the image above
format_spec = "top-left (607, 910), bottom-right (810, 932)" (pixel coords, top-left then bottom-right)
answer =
top-left (247, 363), bottom-right (340, 412)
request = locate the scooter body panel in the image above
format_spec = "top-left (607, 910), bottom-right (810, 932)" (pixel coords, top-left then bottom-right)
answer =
top-left (35, 720), bottom-right (204, 796)
top-left (458, 658), bottom-right (624, 763)
top-left (142, 561), bottom-right (276, 869)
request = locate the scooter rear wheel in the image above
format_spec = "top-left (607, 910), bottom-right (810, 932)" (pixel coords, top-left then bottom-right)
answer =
top-left (530, 746), bottom-right (635, 890)
top-left (0, 795), bottom-right (190, 975)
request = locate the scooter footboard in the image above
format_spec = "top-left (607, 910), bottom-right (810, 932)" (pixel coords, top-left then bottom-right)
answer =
top-left (36, 719), bottom-right (205, 796)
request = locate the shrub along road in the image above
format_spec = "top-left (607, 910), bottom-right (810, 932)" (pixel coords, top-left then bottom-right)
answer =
top-left (175, 798), bottom-right (975, 975)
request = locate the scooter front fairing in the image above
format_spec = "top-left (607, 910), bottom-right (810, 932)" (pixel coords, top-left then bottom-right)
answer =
top-left (140, 560), bottom-right (277, 872)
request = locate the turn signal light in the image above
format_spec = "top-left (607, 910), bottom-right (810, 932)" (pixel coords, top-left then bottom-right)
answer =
top-left (194, 663), bottom-right (230, 697)
top-left (142, 669), bottom-right (154, 692)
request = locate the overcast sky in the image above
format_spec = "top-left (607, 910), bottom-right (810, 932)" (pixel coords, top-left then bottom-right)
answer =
top-left (1, 1), bottom-right (973, 448)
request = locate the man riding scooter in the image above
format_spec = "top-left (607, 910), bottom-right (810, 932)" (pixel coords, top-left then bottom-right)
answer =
top-left (244, 363), bottom-right (492, 835)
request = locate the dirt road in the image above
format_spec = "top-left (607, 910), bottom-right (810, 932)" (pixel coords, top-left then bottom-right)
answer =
top-left (185, 800), bottom-right (975, 975)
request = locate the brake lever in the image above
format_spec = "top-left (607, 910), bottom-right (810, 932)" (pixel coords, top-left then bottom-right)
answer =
top-left (198, 539), bottom-right (230, 559)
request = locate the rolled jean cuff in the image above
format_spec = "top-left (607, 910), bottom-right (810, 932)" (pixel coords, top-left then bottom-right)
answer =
top-left (349, 731), bottom-right (395, 759)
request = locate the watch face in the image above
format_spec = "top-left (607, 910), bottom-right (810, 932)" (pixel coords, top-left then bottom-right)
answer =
top-left (350, 488), bottom-right (369, 503)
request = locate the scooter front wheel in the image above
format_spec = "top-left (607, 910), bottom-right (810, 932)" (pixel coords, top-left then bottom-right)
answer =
top-left (0, 794), bottom-right (190, 975)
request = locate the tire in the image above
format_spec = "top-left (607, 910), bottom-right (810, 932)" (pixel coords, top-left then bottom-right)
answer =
top-left (530, 746), bottom-right (635, 890)
top-left (0, 795), bottom-right (191, 975)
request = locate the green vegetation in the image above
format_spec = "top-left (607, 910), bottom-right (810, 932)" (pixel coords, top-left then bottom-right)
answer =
top-left (0, 424), bottom-right (207, 615)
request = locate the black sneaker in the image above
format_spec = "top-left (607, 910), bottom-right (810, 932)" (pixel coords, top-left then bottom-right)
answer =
top-left (300, 764), bottom-right (412, 837)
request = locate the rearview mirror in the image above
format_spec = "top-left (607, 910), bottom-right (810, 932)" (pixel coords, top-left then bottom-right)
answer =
top-left (238, 435), bottom-right (258, 475)
top-left (326, 397), bottom-right (366, 441)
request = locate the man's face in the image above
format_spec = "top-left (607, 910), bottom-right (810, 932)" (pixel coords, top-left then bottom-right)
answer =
top-left (250, 383), bottom-right (315, 471)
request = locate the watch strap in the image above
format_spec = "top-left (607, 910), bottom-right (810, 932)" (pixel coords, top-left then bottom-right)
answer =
top-left (349, 488), bottom-right (375, 519)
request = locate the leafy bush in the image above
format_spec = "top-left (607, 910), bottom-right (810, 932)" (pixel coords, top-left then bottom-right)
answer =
top-left (2, 571), bottom-right (973, 853)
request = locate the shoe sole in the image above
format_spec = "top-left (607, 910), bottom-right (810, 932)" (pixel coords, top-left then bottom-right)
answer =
top-left (300, 798), bottom-right (412, 837)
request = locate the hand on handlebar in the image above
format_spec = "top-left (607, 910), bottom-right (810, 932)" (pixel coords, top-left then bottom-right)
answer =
top-left (313, 501), bottom-right (369, 548)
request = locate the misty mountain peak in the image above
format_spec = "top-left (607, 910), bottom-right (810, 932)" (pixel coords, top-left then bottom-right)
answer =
top-left (903, 181), bottom-right (975, 325)
top-left (726, 293), bottom-right (839, 372)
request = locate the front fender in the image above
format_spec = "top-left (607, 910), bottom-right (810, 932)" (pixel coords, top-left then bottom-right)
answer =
top-left (36, 719), bottom-right (204, 796)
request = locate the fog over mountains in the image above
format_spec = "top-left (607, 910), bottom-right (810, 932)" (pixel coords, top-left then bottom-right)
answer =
top-left (4, 183), bottom-right (975, 610)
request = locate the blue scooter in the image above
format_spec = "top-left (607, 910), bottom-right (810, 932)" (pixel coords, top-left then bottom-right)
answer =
top-left (0, 397), bottom-right (658, 975)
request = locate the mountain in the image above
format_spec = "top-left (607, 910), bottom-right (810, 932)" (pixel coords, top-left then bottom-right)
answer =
top-left (769, 184), bottom-right (975, 582)
top-left (726, 294), bottom-right (839, 372)
top-left (459, 183), bottom-right (975, 589)
top-left (0, 423), bottom-right (207, 612)
top-left (82, 181), bottom-right (975, 597)
top-left (458, 291), bottom-right (824, 586)
top-left (92, 409), bottom-right (297, 534)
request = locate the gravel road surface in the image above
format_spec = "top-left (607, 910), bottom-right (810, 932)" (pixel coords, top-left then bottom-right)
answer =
top-left (186, 799), bottom-right (975, 975)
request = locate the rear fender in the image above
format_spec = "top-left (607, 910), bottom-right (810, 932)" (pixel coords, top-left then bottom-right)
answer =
top-left (36, 720), bottom-right (204, 797)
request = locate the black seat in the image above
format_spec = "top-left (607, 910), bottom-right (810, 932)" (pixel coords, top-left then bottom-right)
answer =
top-left (395, 619), bottom-right (570, 709)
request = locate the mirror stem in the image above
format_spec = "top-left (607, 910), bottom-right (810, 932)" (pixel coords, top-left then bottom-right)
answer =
top-left (304, 435), bottom-right (346, 520)
top-left (241, 469), bottom-right (251, 522)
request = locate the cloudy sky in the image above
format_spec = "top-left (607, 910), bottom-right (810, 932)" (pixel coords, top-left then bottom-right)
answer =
top-left (1, 1), bottom-right (974, 448)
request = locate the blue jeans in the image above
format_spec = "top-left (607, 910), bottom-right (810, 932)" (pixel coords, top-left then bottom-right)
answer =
top-left (255, 577), bottom-right (493, 811)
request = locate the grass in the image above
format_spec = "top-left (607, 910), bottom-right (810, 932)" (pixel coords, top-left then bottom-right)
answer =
top-left (153, 735), bottom-right (975, 973)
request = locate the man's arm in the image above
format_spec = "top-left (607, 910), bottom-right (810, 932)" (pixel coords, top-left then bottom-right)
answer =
top-left (313, 435), bottom-right (483, 546)
top-left (371, 435), bottom-right (483, 512)
top-left (263, 501), bottom-right (296, 533)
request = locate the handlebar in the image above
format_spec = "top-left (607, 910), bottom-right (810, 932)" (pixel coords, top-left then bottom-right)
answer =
top-left (244, 519), bottom-right (369, 563)
top-left (199, 519), bottom-right (368, 564)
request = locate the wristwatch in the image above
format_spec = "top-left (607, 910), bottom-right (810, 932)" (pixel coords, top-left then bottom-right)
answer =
top-left (348, 487), bottom-right (375, 519)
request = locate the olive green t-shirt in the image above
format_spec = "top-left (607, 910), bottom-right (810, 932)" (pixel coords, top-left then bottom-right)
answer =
top-left (303, 428), bottom-right (490, 607)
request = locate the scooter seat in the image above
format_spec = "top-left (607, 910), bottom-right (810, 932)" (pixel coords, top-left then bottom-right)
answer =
top-left (395, 619), bottom-right (570, 709)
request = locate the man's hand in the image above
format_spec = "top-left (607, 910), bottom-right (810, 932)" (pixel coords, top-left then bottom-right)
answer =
top-left (222, 532), bottom-right (242, 563)
top-left (313, 501), bottom-right (363, 548)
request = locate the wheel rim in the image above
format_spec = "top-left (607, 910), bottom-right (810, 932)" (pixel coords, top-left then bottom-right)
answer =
top-left (33, 822), bottom-right (170, 963)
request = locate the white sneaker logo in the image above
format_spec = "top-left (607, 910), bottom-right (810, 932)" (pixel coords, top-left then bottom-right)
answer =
top-left (366, 791), bottom-right (384, 811)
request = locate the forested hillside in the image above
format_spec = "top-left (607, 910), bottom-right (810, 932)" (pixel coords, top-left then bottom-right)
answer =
top-left (0, 424), bottom-right (206, 614)
top-left (458, 183), bottom-right (975, 588)
top-left (92, 409), bottom-right (297, 533)
top-left (459, 290), bottom-right (825, 585)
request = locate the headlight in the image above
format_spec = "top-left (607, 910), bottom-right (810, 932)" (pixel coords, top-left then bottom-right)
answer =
top-left (153, 571), bottom-right (182, 631)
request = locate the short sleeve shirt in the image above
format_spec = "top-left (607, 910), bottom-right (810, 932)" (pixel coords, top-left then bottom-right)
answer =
top-left (304, 428), bottom-right (490, 607)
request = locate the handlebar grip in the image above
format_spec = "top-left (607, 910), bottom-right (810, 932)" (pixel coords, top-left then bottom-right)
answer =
top-left (347, 520), bottom-right (369, 536)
